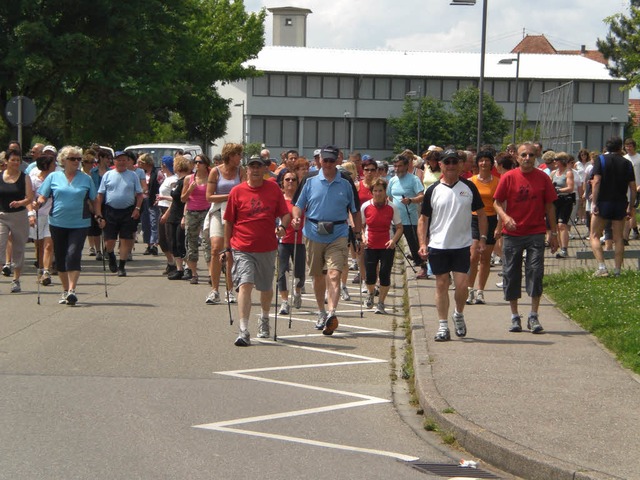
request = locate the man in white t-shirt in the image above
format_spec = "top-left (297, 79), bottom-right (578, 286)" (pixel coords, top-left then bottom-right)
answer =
top-left (624, 138), bottom-right (640, 239)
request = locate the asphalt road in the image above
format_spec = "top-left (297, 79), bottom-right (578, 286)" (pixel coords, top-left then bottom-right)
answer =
top-left (0, 246), bottom-right (507, 480)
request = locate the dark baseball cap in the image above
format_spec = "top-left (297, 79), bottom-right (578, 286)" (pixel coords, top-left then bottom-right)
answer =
top-left (320, 145), bottom-right (340, 161)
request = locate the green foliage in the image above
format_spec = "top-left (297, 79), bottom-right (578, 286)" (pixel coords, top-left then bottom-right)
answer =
top-left (449, 86), bottom-right (509, 148)
top-left (244, 142), bottom-right (262, 157)
top-left (389, 86), bottom-right (508, 151)
top-left (597, 1), bottom-right (640, 90)
top-left (544, 270), bottom-right (640, 374)
top-left (501, 112), bottom-right (539, 149)
top-left (388, 96), bottom-right (451, 154)
top-left (0, 0), bottom-right (265, 148)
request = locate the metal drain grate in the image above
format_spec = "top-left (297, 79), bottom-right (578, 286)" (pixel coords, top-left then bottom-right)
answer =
top-left (410, 462), bottom-right (501, 478)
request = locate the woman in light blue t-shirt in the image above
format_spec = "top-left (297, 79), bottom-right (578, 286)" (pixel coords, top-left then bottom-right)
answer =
top-left (37, 146), bottom-right (98, 306)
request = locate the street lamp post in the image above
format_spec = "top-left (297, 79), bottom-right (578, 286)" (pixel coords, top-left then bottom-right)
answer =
top-left (343, 110), bottom-right (351, 152)
top-left (234, 101), bottom-right (245, 145)
top-left (498, 51), bottom-right (521, 144)
top-left (451, 0), bottom-right (487, 152)
top-left (406, 87), bottom-right (421, 154)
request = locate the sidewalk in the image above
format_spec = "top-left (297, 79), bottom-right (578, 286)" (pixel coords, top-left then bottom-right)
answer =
top-left (407, 235), bottom-right (640, 480)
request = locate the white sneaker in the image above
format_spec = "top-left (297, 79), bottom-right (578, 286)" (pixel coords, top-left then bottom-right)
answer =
top-left (205, 290), bottom-right (221, 305)
top-left (364, 293), bottom-right (374, 309)
top-left (10, 279), bottom-right (20, 293)
top-left (279, 301), bottom-right (290, 315)
top-left (227, 291), bottom-right (237, 303)
top-left (58, 291), bottom-right (69, 304)
top-left (452, 312), bottom-right (467, 337)
top-left (475, 291), bottom-right (486, 305)
top-left (257, 315), bottom-right (270, 338)
top-left (466, 288), bottom-right (476, 305)
top-left (374, 302), bottom-right (386, 314)
top-left (340, 285), bottom-right (351, 301)
top-left (234, 329), bottom-right (251, 346)
top-left (66, 290), bottom-right (78, 306)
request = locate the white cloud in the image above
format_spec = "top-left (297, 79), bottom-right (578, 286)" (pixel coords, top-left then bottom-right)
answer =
top-left (248, 0), bottom-right (625, 54)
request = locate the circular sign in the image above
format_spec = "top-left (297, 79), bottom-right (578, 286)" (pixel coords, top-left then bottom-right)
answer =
top-left (4, 96), bottom-right (37, 127)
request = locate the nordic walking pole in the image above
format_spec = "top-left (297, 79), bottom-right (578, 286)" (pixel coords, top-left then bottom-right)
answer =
top-left (356, 236), bottom-right (363, 318)
top-left (288, 230), bottom-right (297, 329)
top-left (222, 251), bottom-right (233, 325)
top-left (101, 233), bottom-right (108, 298)
top-left (274, 241), bottom-right (280, 341)
top-left (397, 244), bottom-right (417, 273)
top-left (35, 209), bottom-right (40, 305)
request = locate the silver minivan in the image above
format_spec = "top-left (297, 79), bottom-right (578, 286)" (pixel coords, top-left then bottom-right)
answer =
top-left (125, 143), bottom-right (203, 168)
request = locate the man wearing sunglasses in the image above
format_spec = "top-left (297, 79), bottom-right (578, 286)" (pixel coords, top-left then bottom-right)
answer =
top-left (418, 149), bottom-right (487, 342)
top-left (494, 142), bottom-right (559, 334)
top-left (292, 145), bottom-right (361, 336)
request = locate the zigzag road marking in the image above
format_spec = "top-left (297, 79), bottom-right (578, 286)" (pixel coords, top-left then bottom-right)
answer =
top-left (193, 335), bottom-right (419, 462)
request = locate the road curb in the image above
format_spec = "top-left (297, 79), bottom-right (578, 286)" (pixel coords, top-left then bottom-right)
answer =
top-left (406, 274), bottom-right (624, 480)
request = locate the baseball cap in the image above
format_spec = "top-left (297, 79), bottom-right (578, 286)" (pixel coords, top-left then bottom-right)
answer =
top-left (42, 145), bottom-right (57, 156)
top-left (114, 150), bottom-right (136, 161)
top-left (247, 155), bottom-right (267, 166)
top-left (441, 149), bottom-right (459, 161)
top-left (362, 154), bottom-right (373, 162)
top-left (320, 145), bottom-right (339, 161)
top-left (162, 155), bottom-right (174, 174)
top-left (313, 149), bottom-right (321, 157)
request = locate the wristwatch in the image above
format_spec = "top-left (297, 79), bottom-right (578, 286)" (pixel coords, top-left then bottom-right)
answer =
top-left (135, 206), bottom-right (141, 211)
top-left (480, 235), bottom-right (488, 241)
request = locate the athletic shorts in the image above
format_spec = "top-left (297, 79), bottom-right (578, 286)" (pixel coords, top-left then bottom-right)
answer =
top-left (596, 201), bottom-right (628, 221)
top-left (554, 195), bottom-right (575, 224)
top-left (103, 205), bottom-right (138, 241)
top-left (471, 215), bottom-right (498, 245)
top-left (305, 236), bottom-right (348, 276)
top-left (428, 246), bottom-right (471, 275)
top-left (231, 249), bottom-right (276, 292)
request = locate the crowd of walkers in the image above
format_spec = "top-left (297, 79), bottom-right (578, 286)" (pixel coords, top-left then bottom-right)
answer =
top-left (0, 137), bottom-right (636, 345)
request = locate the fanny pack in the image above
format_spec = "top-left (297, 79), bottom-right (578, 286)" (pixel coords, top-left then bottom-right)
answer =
top-left (307, 218), bottom-right (346, 235)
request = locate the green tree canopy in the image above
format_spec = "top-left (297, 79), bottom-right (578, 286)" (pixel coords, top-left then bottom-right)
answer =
top-left (449, 87), bottom-right (509, 148)
top-left (388, 96), bottom-right (451, 154)
top-left (0, 0), bottom-right (265, 148)
top-left (597, 0), bottom-right (640, 89)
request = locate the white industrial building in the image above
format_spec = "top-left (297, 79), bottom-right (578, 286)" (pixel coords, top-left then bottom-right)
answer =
top-left (216, 7), bottom-right (627, 160)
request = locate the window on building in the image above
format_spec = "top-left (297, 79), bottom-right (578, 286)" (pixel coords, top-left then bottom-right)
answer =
top-left (594, 82), bottom-right (609, 103)
top-left (374, 78), bottom-right (390, 100)
top-left (369, 120), bottom-right (386, 150)
top-left (270, 74), bottom-right (286, 97)
top-left (493, 80), bottom-right (509, 102)
top-left (442, 80), bottom-right (459, 101)
top-left (265, 118), bottom-right (282, 146)
top-left (359, 77), bottom-right (374, 99)
top-left (253, 76), bottom-right (269, 96)
top-left (334, 121), bottom-right (349, 150)
top-left (578, 82), bottom-right (593, 103)
top-left (391, 78), bottom-right (407, 100)
top-left (287, 75), bottom-right (303, 97)
top-left (317, 120), bottom-right (334, 145)
top-left (282, 119), bottom-right (298, 147)
top-left (285, 18), bottom-right (293, 26)
top-left (307, 76), bottom-right (322, 98)
top-left (323, 76), bottom-right (338, 98)
top-left (340, 77), bottom-right (355, 99)
top-left (409, 79), bottom-right (425, 97)
top-left (250, 118), bottom-right (264, 144)
top-left (303, 119), bottom-right (317, 148)
top-left (610, 83), bottom-right (624, 104)
top-left (459, 79), bottom-right (475, 91)
top-left (426, 79), bottom-right (442, 99)
top-left (528, 81), bottom-right (543, 103)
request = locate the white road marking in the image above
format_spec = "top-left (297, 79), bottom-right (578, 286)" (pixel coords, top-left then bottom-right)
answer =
top-left (193, 322), bottom-right (419, 462)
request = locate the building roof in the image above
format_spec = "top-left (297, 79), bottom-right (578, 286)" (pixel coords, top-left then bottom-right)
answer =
top-left (513, 34), bottom-right (607, 65)
top-left (247, 46), bottom-right (621, 82)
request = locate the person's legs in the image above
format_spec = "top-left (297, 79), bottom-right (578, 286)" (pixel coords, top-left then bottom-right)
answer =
top-left (326, 268), bottom-right (341, 313)
top-left (237, 283), bottom-right (253, 332)
top-left (476, 245), bottom-right (494, 291)
top-left (434, 273), bottom-right (451, 321)
top-left (589, 214), bottom-right (606, 264)
top-left (313, 273), bottom-right (326, 311)
top-left (377, 249), bottom-right (393, 304)
top-left (209, 236), bottom-right (225, 292)
top-left (611, 218), bottom-right (626, 271)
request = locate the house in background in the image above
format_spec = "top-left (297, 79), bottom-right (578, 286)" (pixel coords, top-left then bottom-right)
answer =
top-left (215, 8), bottom-right (627, 160)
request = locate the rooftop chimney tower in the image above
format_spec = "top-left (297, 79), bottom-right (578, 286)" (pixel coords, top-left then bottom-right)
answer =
top-left (267, 6), bottom-right (312, 47)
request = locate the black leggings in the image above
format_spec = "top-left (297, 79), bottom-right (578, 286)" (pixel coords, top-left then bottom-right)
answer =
top-left (364, 248), bottom-right (394, 287)
top-left (49, 225), bottom-right (89, 272)
top-left (167, 221), bottom-right (186, 259)
top-left (402, 224), bottom-right (423, 267)
top-left (277, 242), bottom-right (306, 291)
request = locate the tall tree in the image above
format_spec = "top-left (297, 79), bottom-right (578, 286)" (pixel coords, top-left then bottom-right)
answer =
top-left (450, 87), bottom-right (508, 148)
top-left (388, 96), bottom-right (451, 153)
top-left (597, 1), bottom-right (640, 89)
top-left (0, 0), bottom-right (265, 147)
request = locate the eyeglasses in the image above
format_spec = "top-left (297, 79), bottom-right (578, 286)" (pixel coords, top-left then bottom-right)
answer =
top-left (519, 153), bottom-right (535, 158)
top-left (67, 157), bottom-right (81, 161)
top-left (442, 159), bottom-right (459, 165)
top-left (194, 160), bottom-right (204, 164)
top-left (363, 168), bottom-right (376, 172)
top-left (322, 158), bottom-right (337, 163)
top-left (284, 178), bottom-right (297, 182)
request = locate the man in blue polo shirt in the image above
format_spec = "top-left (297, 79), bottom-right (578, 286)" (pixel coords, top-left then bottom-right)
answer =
top-left (94, 151), bottom-right (143, 277)
top-left (292, 145), bottom-right (361, 335)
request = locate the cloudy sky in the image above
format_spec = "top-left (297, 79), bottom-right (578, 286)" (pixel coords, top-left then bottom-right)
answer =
top-left (245, 0), bottom-right (628, 54)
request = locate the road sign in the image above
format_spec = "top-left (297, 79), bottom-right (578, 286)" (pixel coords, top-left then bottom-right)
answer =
top-left (5, 96), bottom-right (36, 127)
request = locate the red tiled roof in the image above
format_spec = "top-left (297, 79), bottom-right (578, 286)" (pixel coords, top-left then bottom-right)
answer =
top-left (511, 34), bottom-right (607, 65)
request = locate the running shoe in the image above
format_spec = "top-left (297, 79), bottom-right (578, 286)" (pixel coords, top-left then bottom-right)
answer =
top-left (205, 290), bottom-right (221, 305)
top-left (2, 264), bottom-right (11, 276)
top-left (189, 275), bottom-right (199, 285)
top-left (452, 312), bottom-right (467, 337)
top-left (234, 329), bottom-right (251, 347)
top-left (374, 302), bottom-right (386, 314)
top-left (227, 291), bottom-right (237, 303)
top-left (108, 252), bottom-right (117, 273)
top-left (89, 247), bottom-right (96, 256)
top-left (466, 288), bottom-right (476, 305)
top-left (41, 270), bottom-right (52, 286)
top-left (323, 312), bottom-right (338, 336)
top-left (95, 251), bottom-right (103, 261)
top-left (555, 248), bottom-right (568, 259)
top-left (527, 314), bottom-right (544, 334)
top-left (66, 290), bottom-right (78, 306)
top-left (182, 268), bottom-right (193, 281)
top-left (509, 316), bottom-right (523, 333)
top-left (475, 291), bottom-right (486, 305)
top-left (434, 325), bottom-right (451, 342)
top-left (167, 270), bottom-right (184, 280)
top-left (340, 285), bottom-right (351, 301)
top-left (351, 272), bottom-right (361, 284)
top-left (364, 293), bottom-right (374, 309)
top-left (117, 268), bottom-right (127, 277)
top-left (257, 315), bottom-right (270, 338)
top-left (58, 291), bottom-right (69, 304)
top-left (293, 292), bottom-right (302, 309)
top-left (349, 259), bottom-right (359, 271)
top-left (593, 268), bottom-right (609, 278)
top-left (315, 311), bottom-right (327, 330)
top-left (10, 279), bottom-right (20, 293)
top-left (279, 300), bottom-right (290, 315)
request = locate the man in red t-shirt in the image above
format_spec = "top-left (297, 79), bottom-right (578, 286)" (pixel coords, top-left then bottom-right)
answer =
top-left (223, 157), bottom-right (290, 346)
top-left (494, 142), bottom-right (558, 334)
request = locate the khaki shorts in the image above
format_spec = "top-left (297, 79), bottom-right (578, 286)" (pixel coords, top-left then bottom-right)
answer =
top-left (305, 236), bottom-right (348, 276)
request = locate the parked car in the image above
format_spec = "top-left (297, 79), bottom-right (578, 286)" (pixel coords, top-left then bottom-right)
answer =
top-left (124, 143), bottom-right (203, 168)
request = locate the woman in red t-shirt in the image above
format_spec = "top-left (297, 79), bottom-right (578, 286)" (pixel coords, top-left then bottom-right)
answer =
top-left (360, 178), bottom-right (403, 314)
top-left (276, 172), bottom-right (306, 315)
